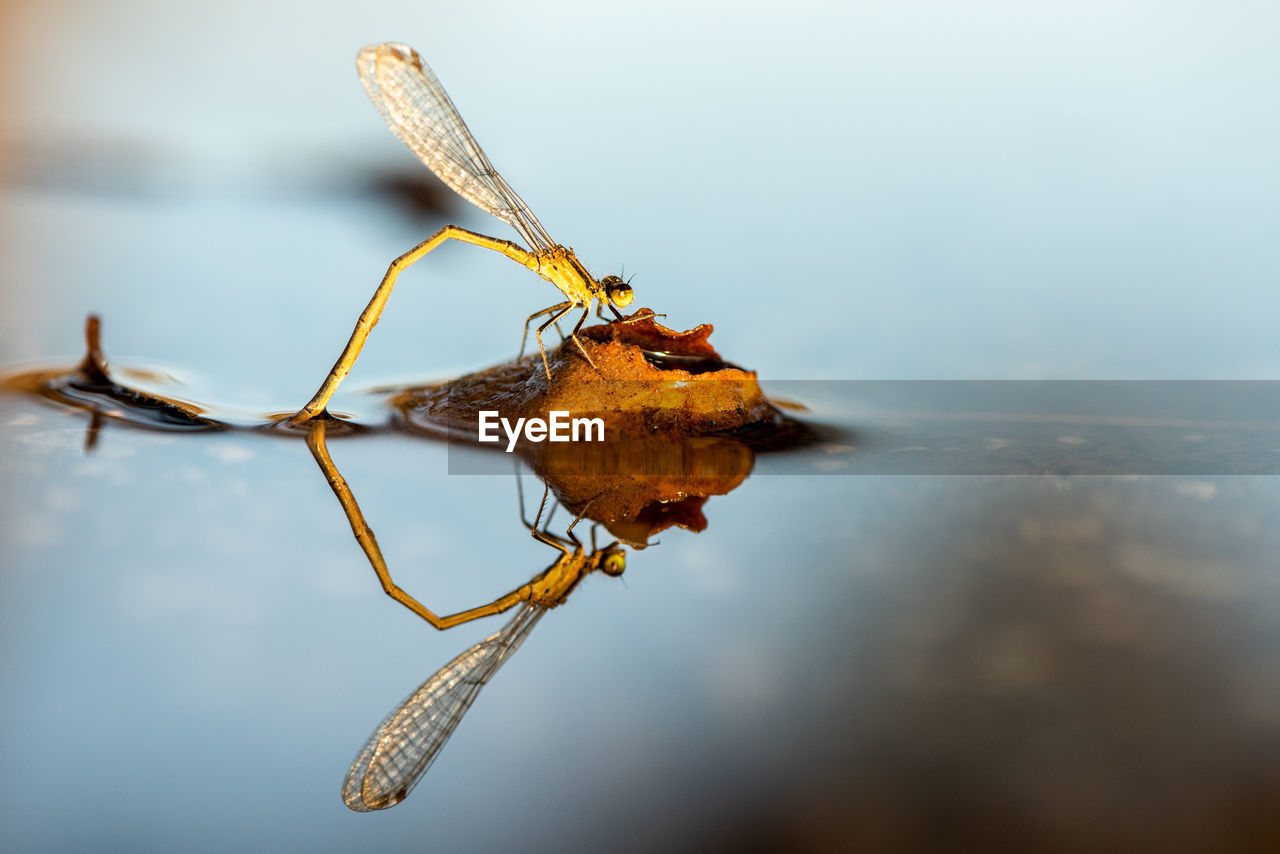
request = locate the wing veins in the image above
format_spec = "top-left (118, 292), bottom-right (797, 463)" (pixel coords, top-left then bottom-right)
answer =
top-left (357, 43), bottom-right (556, 252)
top-left (342, 602), bottom-right (547, 811)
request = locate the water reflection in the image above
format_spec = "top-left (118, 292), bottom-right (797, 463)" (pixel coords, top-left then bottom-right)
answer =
top-left (4, 311), bottom-right (769, 814)
top-left (334, 471), bottom-right (626, 810)
top-left (306, 418), bottom-right (651, 629)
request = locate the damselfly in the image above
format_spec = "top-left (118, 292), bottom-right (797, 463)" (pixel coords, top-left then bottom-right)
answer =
top-left (293, 43), bottom-right (634, 424)
top-left (340, 482), bottom-right (626, 810)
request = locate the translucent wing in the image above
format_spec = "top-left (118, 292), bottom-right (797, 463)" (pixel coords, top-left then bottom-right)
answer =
top-left (357, 42), bottom-right (556, 253)
top-left (342, 602), bottom-right (547, 811)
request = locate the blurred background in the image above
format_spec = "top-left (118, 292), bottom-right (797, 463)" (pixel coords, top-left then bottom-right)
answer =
top-left (3, 1), bottom-right (1280, 852)
top-left (4, 0), bottom-right (1279, 388)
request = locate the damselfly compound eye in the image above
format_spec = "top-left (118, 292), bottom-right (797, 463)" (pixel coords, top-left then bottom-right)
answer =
top-left (602, 550), bottom-right (626, 576)
top-left (602, 276), bottom-right (633, 308)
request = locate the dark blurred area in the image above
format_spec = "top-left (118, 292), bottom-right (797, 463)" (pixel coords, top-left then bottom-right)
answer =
top-left (0, 132), bottom-right (178, 199)
top-left (0, 130), bottom-right (456, 223)
top-left (546, 477), bottom-right (1280, 854)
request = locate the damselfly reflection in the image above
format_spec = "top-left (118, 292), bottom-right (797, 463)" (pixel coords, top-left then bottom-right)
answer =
top-left (307, 419), bottom-right (620, 628)
top-left (340, 476), bottom-right (625, 811)
top-left (292, 43), bottom-right (635, 424)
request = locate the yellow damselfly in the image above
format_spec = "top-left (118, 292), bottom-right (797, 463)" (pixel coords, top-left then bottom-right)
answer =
top-left (293, 43), bottom-right (633, 424)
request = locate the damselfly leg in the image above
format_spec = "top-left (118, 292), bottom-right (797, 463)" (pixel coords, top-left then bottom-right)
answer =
top-left (293, 225), bottom-right (534, 424)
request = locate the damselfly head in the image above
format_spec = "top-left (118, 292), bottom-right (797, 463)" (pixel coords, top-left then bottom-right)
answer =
top-left (599, 546), bottom-right (627, 577)
top-left (600, 275), bottom-right (634, 309)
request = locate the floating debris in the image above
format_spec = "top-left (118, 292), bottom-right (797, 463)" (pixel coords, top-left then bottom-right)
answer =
top-left (3, 315), bottom-right (223, 435)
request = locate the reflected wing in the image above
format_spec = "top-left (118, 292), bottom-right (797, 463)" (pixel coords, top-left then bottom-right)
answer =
top-left (357, 42), bottom-right (556, 253)
top-left (342, 602), bottom-right (547, 811)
